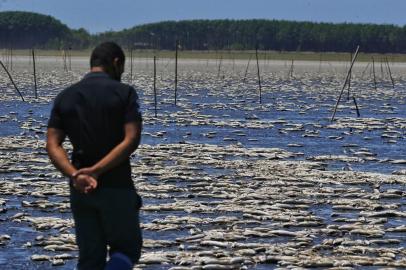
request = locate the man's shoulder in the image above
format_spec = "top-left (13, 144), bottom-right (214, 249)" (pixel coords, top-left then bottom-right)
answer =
top-left (82, 75), bottom-right (133, 91)
top-left (55, 82), bottom-right (80, 100)
top-left (53, 84), bottom-right (73, 100)
top-left (55, 77), bottom-right (137, 102)
top-left (112, 81), bottom-right (138, 97)
top-left (113, 80), bottom-right (134, 91)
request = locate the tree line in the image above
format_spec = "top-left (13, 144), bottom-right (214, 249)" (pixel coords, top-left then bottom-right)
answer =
top-left (0, 11), bottom-right (91, 49)
top-left (1, 11), bottom-right (406, 53)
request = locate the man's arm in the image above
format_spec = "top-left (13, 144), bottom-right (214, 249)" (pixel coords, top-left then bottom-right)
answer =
top-left (46, 128), bottom-right (77, 177)
top-left (74, 120), bottom-right (142, 179)
top-left (46, 128), bottom-right (97, 193)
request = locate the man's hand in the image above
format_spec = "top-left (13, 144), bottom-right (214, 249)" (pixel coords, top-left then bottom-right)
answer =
top-left (72, 173), bottom-right (98, 194)
top-left (73, 167), bottom-right (99, 180)
top-left (47, 128), bottom-right (97, 194)
top-left (80, 121), bottom-right (141, 178)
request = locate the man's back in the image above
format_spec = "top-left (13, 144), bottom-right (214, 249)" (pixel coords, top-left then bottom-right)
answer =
top-left (47, 42), bottom-right (143, 270)
top-left (48, 72), bottom-right (142, 188)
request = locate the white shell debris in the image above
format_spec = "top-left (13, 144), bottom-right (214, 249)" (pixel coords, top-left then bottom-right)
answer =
top-left (2, 59), bottom-right (406, 268)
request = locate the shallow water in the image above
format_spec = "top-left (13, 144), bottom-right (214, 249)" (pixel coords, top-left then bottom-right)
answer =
top-left (1, 57), bottom-right (406, 269)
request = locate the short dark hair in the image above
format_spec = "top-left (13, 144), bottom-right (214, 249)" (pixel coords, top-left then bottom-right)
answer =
top-left (90, 42), bottom-right (125, 68)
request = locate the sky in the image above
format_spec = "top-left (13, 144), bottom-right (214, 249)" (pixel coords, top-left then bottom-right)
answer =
top-left (1, 0), bottom-right (405, 33)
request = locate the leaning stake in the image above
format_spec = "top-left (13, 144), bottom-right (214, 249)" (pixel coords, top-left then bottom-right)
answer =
top-left (331, 45), bottom-right (360, 122)
top-left (243, 54), bottom-right (252, 83)
top-left (0, 60), bottom-right (25, 101)
top-left (32, 49), bottom-right (38, 99)
top-left (385, 57), bottom-right (395, 88)
top-left (347, 52), bottom-right (352, 101)
top-left (255, 47), bottom-right (262, 104)
top-left (352, 96), bottom-right (360, 117)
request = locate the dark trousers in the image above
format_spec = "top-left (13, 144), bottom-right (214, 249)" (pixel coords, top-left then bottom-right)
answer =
top-left (70, 187), bottom-right (143, 270)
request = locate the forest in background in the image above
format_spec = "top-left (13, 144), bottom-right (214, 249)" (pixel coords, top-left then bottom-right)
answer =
top-left (1, 11), bottom-right (405, 53)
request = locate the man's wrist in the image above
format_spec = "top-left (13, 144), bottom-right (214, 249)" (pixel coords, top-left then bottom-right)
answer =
top-left (68, 170), bottom-right (78, 179)
top-left (91, 166), bottom-right (101, 179)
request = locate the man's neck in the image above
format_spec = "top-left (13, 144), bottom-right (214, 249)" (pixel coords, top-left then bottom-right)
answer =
top-left (90, 66), bottom-right (105, 73)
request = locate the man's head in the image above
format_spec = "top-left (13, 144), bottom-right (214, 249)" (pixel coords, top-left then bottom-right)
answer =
top-left (90, 42), bottom-right (125, 81)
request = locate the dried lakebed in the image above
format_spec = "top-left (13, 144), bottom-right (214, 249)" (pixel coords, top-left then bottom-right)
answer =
top-left (1, 58), bottom-right (406, 269)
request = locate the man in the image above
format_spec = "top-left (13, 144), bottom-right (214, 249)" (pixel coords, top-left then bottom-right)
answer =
top-left (46, 42), bottom-right (143, 270)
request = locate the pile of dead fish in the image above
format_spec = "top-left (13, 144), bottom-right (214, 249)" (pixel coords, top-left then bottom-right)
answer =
top-left (1, 135), bottom-right (406, 269)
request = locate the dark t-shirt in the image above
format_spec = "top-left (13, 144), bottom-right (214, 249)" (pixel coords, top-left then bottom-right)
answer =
top-left (48, 72), bottom-right (142, 189)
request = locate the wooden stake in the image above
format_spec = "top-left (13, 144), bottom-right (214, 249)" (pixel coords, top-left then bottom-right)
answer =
top-left (347, 52), bottom-right (352, 101)
top-left (289, 59), bottom-right (294, 78)
top-left (4, 49), bottom-right (7, 69)
top-left (9, 48), bottom-right (12, 71)
top-left (255, 47), bottom-right (262, 104)
top-left (62, 50), bottom-right (68, 71)
top-left (2, 49), bottom-right (5, 68)
top-left (217, 53), bottom-right (223, 79)
top-left (28, 49), bottom-right (32, 66)
top-left (32, 49), bottom-right (38, 99)
top-left (360, 62), bottom-right (370, 79)
top-left (4, 48), bottom-right (9, 69)
top-left (232, 51), bottom-right (235, 72)
top-left (243, 54), bottom-right (252, 83)
top-left (352, 96), bottom-right (360, 117)
top-left (68, 47), bottom-right (72, 71)
top-left (318, 54), bottom-right (322, 73)
top-left (153, 55), bottom-right (157, 117)
top-left (0, 60), bottom-right (25, 101)
top-left (129, 47), bottom-right (133, 84)
top-left (385, 57), bottom-right (395, 88)
top-left (372, 57), bottom-right (377, 90)
top-left (331, 45), bottom-right (360, 122)
top-left (174, 40), bottom-right (179, 105)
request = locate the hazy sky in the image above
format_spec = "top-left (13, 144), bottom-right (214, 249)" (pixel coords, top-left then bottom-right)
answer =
top-left (1, 0), bottom-right (405, 33)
